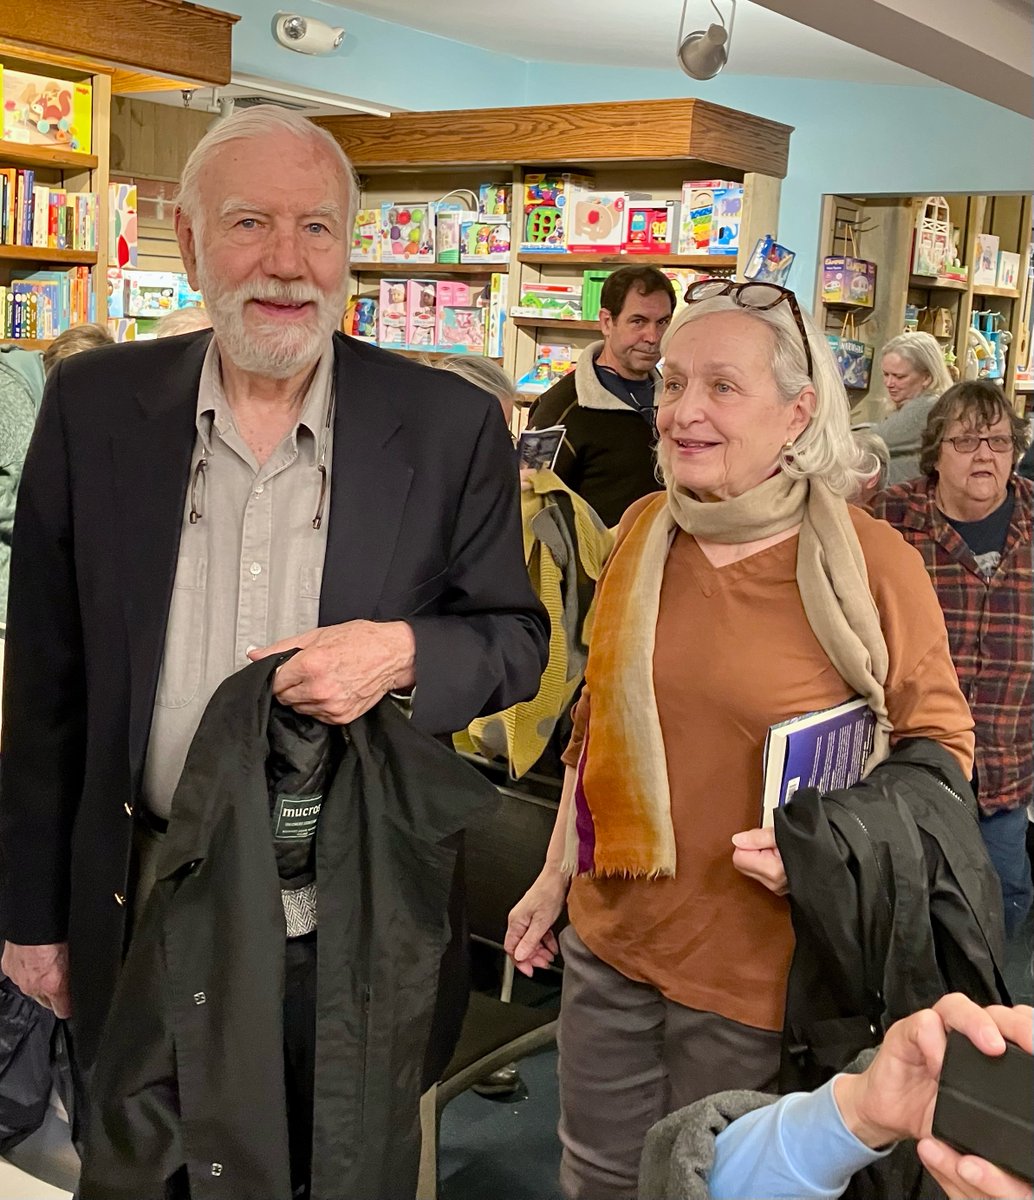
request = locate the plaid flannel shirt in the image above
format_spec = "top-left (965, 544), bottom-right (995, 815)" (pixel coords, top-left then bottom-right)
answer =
top-left (869, 475), bottom-right (1033, 812)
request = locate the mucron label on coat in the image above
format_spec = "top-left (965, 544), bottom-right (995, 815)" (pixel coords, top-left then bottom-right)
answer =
top-left (273, 794), bottom-right (323, 840)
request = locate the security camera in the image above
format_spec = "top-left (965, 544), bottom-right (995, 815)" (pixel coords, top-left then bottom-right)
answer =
top-left (272, 13), bottom-right (346, 55)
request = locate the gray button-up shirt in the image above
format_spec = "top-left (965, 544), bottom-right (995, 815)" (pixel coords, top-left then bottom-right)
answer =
top-left (141, 340), bottom-right (334, 819)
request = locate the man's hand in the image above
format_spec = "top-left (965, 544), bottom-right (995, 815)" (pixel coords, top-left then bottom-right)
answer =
top-left (1, 942), bottom-right (71, 1018)
top-left (834, 994), bottom-right (1033, 1154)
top-left (731, 826), bottom-right (788, 895)
top-left (248, 620), bottom-right (416, 725)
top-left (918, 1136), bottom-right (1033, 1200)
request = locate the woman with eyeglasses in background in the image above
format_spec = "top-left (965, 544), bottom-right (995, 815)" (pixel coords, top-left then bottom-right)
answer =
top-left (504, 280), bottom-right (976, 1200)
top-left (869, 379), bottom-right (1034, 939)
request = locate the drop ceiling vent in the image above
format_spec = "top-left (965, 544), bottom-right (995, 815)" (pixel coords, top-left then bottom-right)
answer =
top-left (230, 92), bottom-right (311, 113)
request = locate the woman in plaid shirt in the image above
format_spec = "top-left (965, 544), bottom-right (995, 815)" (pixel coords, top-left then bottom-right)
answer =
top-left (869, 379), bottom-right (1033, 937)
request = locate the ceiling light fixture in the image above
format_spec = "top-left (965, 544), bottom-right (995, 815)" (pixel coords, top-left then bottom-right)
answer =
top-left (676, 0), bottom-right (736, 80)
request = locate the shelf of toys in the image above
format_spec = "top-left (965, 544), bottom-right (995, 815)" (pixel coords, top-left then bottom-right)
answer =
top-left (815, 191), bottom-right (1032, 414)
top-left (320, 98), bottom-right (789, 391)
top-left (0, 43), bottom-right (112, 341)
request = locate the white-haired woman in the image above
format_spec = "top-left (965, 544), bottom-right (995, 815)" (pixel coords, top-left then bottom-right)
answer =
top-left (504, 280), bottom-right (975, 1200)
top-left (869, 332), bottom-right (953, 485)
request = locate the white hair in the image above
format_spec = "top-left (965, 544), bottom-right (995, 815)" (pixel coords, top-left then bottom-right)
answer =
top-left (154, 306), bottom-right (212, 338)
top-left (880, 332), bottom-right (953, 397)
top-left (175, 105), bottom-right (359, 240)
top-left (659, 294), bottom-right (876, 498)
top-left (852, 430), bottom-right (890, 491)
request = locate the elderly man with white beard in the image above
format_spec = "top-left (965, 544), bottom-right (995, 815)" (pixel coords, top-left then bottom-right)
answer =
top-left (0, 107), bottom-right (548, 1197)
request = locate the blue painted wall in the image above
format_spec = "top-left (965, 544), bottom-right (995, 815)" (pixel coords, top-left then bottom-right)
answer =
top-left (213, 1), bottom-right (1034, 297)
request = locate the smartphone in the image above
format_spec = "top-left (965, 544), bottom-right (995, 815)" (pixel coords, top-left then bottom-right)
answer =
top-left (931, 1029), bottom-right (1034, 1185)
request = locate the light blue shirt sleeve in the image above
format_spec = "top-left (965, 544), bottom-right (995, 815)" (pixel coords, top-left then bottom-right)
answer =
top-left (708, 1076), bottom-right (894, 1200)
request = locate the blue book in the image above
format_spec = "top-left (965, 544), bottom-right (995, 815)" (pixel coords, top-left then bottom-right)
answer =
top-left (761, 697), bottom-right (876, 827)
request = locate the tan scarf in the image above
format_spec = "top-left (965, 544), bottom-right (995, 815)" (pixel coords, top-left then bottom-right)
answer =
top-left (564, 471), bottom-right (891, 879)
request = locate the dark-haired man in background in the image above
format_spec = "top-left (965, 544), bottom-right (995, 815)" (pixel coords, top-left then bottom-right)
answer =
top-left (526, 265), bottom-right (676, 528)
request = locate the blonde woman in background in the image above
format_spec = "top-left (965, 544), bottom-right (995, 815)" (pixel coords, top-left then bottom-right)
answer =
top-left (868, 333), bottom-right (953, 484)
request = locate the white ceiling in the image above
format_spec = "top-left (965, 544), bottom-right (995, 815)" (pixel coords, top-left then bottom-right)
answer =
top-left (330, 0), bottom-right (936, 84)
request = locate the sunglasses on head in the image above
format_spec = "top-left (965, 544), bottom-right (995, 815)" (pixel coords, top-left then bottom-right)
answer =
top-left (683, 279), bottom-right (814, 380)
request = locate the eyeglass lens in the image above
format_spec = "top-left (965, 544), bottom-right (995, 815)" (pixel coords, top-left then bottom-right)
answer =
top-left (950, 435), bottom-right (1013, 452)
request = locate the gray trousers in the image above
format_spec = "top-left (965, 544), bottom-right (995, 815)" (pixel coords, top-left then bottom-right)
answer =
top-left (557, 926), bottom-right (782, 1200)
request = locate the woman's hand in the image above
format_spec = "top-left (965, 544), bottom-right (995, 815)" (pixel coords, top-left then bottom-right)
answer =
top-left (731, 826), bottom-right (788, 895)
top-left (504, 866), bottom-right (568, 977)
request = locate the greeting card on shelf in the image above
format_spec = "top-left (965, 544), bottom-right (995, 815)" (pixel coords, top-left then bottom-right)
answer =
top-left (972, 234), bottom-right (1001, 287)
top-left (996, 251), bottom-right (1021, 290)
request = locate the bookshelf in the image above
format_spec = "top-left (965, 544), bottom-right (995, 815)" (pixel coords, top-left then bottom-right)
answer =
top-left (0, 44), bottom-right (111, 340)
top-left (319, 98), bottom-right (791, 385)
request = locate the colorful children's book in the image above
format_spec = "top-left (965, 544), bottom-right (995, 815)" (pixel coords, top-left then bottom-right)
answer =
top-left (760, 697), bottom-right (876, 827)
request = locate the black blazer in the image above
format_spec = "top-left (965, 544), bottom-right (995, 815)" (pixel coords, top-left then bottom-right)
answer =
top-left (0, 330), bottom-right (547, 1068)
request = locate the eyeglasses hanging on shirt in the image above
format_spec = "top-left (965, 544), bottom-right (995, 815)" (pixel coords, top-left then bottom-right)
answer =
top-left (594, 364), bottom-right (659, 434)
top-left (189, 385), bottom-right (336, 530)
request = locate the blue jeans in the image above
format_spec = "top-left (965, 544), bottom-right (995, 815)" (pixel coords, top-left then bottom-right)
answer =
top-left (979, 804), bottom-right (1034, 939)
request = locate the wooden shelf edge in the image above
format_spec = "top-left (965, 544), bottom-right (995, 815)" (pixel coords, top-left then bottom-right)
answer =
top-left (0, 139), bottom-right (98, 170)
top-left (0, 245), bottom-right (99, 265)
top-left (972, 285), bottom-right (1020, 299)
top-left (0, 336), bottom-right (54, 350)
top-left (510, 316), bottom-right (599, 331)
top-left (351, 261), bottom-right (504, 276)
top-left (908, 274), bottom-right (968, 292)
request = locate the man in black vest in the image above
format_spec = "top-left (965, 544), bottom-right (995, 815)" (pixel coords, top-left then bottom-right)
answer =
top-left (525, 265), bottom-right (676, 527)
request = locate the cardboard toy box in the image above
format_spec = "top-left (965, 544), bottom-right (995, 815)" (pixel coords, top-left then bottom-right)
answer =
top-left (821, 256), bottom-right (876, 308)
top-left (1, 68), bottom-right (92, 153)
top-left (521, 172), bottom-right (594, 253)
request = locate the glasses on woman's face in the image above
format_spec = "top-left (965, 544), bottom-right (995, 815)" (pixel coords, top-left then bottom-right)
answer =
top-left (683, 279), bottom-right (814, 380)
top-left (945, 434), bottom-right (1014, 454)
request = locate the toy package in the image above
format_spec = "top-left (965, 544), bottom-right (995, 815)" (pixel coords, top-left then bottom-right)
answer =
top-left (623, 201), bottom-right (680, 254)
top-left (351, 208), bottom-right (381, 263)
top-left (345, 293), bottom-right (378, 342)
top-left (826, 332), bottom-right (874, 390)
top-left (744, 235), bottom-right (796, 286)
top-left (521, 172), bottom-right (594, 253)
top-left (478, 183), bottom-right (512, 217)
top-left (405, 280), bottom-right (437, 349)
top-left (460, 215), bottom-right (510, 263)
top-left (435, 206), bottom-right (474, 264)
top-left (581, 269), bottom-right (612, 322)
top-left (1, 68), bottom-right (92, 153)
top-left (379, 202), bottom-right (435, 262)
top-left (436, 280), bottom-right (483, 351)
top-left (516, 344), bottom-right (575, 395)
top-left (565, 189), bottom-right (644, 254)
top-left (378, 279), bottom-right (408, 346)
top-left (911, 196), bottom-right (952, 277)
top-left (485, 271), bottom-right (508, 359)
top-left (711, 186), bottom-right (743, 255)
top-left (677, 180), bottom-right (734, 255)
top-left (972, 235), bottom-right (1001, 287)
top-left (438, 306), bottom-right (485, 354)
top-left (822, 256), bottom-right (876, 308)
top-left (511, 283), bottom-right (583, 321)
top-left (124, 270), bottom-right (182, 318)
top-left (106, 268), bottom-right (126, 319)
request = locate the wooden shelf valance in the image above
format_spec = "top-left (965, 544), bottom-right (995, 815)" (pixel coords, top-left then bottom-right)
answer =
top-left (317, 98), bottom-right (793, 178)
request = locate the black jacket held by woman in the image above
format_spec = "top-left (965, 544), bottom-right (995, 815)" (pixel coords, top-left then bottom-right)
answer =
top-left (776, 738), bottom-right (1009, 1094)
top-left (78, 656), bottom-right (499, 1200)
